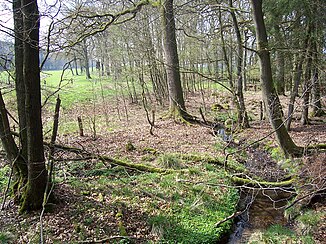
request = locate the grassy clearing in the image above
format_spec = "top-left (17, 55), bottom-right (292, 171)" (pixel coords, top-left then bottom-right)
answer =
top-left (41, 70), bottom-right (116, 110)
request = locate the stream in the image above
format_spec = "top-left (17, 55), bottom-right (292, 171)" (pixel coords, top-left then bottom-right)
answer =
top-left (227, 188), bottom-right (294, 243)
top-left (216, 128), bottom-right (295, 243)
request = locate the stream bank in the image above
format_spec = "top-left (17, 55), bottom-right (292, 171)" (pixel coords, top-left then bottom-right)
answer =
top-left (221, 139), bottom-right (326, 243)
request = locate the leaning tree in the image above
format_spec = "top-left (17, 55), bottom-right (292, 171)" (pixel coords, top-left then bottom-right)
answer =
top-left (250, 0), bottom-right (303, 157)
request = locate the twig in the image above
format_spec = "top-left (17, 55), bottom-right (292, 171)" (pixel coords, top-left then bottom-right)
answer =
top-left (285, 187), bottom-right (326, 210)
top-left (1, 155), bottom-right (19, 210)
top-left (78, 235), bottom-right (137, 243)
top-left (215, 210), bottom-right (246, 227)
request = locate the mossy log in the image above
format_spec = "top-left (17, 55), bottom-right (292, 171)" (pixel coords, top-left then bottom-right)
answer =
top-left (231, 175), bottom-right (294, 187)
top-left (307, 144), bottom-right (326, 150)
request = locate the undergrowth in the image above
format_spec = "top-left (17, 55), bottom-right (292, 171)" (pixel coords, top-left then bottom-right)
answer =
top-left (48, 153), bottom-right (239, 243)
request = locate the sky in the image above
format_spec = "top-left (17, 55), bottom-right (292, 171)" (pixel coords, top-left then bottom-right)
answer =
top-left (0, 0), bottom-right (60, 42)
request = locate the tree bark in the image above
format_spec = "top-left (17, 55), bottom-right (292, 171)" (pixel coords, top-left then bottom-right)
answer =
top-left (250, 0), bottom-right (302, 157)
top-left (311, 45), bottom-right (324, 117)
top-left (13, 0), bottom-right (28, 162)
top-left (286, 52), bottom-right (304, 130)
top-left (20, 0), bottom-right (48, 212)
top-left (162, 0), bottom-right (189, 119)
top-left (274, 24), bottom-right (285, 95)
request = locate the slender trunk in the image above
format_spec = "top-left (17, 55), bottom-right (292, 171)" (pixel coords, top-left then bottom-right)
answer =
top-left (286, 53), bottom-right (304, 130)
top-left (229, 0), bottom-right (249, 128)
top-left (218, 8), bottom-right (234, 90)
top-left (311, 45), bottom-right (324, 116)
top-left (82, 40), bottom-right (91, 79)
top-left (274, 24), bottom-right (285, 95)
top-left (0, 91), bottom-right (27, 191)
top-left (301, 43), bottom-right (313, 125)
top-left (250, 0), bottom-right (301, 157)
top-left (74, 54), bottom-right (79, 75)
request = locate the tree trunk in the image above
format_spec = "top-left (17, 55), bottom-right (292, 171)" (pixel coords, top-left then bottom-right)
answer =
top-left (250, 0), bottom-right (302, 157)
top-left (301, 43), bottom-right (313, 125)
top-left (0, 91), bottom-right (27, 199)
top-left (20, 0), bottom-right (48, 212)
top-left (82, 39), bottom-right (92, 79)
top-left (274, 24), bottom-right (285, 95)
top-left (13, 0), bottom-right (28, 162)
top-left (311, 44), bottom-right (324, 117)
top-left (74, 53), bottom-right (79, 75)
top-left (229, 0), bottom-right (250, 128)
top-left (162, 0), bottom-right (189, 119)
top-left (286, 52), bottom-right (304, 130)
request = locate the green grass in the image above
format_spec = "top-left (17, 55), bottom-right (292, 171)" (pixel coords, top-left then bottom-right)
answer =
top-left (41, 70), bottom-right (116, 110)
top-left (0, 232), bottom-right (14, 243)
top-left (51, 154), bottom-right (239, 243)
top-left (262, 210), bottom-right (325, 244)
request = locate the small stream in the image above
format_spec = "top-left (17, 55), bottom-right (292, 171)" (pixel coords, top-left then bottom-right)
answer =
top-left (215, 128), bottom-right (295, 243)
top-left (227, 188), bottom-right (294, 243)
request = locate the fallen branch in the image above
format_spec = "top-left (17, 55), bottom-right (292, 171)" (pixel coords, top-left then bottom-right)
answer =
top-left (49, 143), bottom-right (171, 173)
top-left (215, 210), bottom-right (245, 227)
top-left (78, 235), bottom-right (138, 243)
top-left (231, 175), bottom-right (294, 187)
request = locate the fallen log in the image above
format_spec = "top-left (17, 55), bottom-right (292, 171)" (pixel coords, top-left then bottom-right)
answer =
top-left (231, 175), bottom-right (294, 187)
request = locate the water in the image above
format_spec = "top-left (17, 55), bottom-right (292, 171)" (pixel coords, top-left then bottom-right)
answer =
top-left (217, 128), bottom-right (233, 142)
top-left (227, 188), bottom-right (294, 243)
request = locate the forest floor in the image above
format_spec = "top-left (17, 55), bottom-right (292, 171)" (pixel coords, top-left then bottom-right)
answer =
top-left (0, 88), bottom-right (325, 243)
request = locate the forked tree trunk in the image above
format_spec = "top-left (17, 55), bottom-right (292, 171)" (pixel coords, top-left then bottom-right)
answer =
top-left (162, 0), bottom-right (189, 119)
top-left (250, 0), bottom-right (302, 157)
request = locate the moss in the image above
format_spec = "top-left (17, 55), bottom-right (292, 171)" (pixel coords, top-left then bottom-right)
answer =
top-left (231, 175), bottom-right (294, 187)
top-left (125, 141), bottom-right (136, 151)
top-left (142, 147), bottom-right (157, 154)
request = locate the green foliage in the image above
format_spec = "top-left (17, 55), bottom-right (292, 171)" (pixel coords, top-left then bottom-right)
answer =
top-left (156, 186), bottom-right (238, 243)
top-left (0, 232), bottom-right (14, 243)
top-left (125, 141), bottom-right (136, 151)
top-left (263, 224), bottom-right (295, 243)
top-left (297, 210), bottom-right (324, 236)
top-left (0, 165), bottom-right (10, 192)
top-left (6, 146), bottom-right (239, 242)
top-left (157, 153), bottom-right (184, 169)
top-left (297, 210), bottom-right (323, 227)
top-left (262, 141), bottom-right (285, 161)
